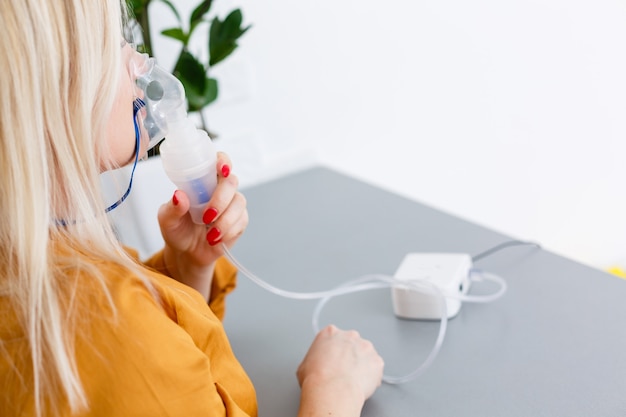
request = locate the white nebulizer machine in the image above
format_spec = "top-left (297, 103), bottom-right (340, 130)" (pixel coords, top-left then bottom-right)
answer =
top-left (131, 52), bottom-right (217, 224)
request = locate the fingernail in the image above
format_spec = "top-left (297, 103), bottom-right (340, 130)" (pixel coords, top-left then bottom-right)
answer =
top-left (203, 207), bottom-right (218, 224)
top-left (221, 164), bottom-right (230, 178)
top-left (172, 191), bottom-right (179, 206)
top-left (206, 227), bottom-right (222, 246)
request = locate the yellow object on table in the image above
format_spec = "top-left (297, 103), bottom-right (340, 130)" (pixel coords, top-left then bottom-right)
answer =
top-left (607, 267), bottom-right (626, 279)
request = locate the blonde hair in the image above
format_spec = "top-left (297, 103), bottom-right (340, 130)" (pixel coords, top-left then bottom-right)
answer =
top-left (0, 1), bottom-right (144, 415)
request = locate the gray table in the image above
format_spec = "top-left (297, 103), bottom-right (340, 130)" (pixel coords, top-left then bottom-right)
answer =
top-left (223, 166), bottom-right (626, 417)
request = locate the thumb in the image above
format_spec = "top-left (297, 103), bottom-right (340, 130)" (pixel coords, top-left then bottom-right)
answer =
top-left (158, 190), bottom-right (191, 230)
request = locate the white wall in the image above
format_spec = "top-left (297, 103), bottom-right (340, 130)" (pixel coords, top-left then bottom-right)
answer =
top-left (139, 0), bottom-right (626, 269)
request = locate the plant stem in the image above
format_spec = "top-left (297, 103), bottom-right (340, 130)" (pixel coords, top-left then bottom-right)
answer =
top-left (138, 2), bottom-right (153, 55)
top-left (199, 110), bottom-right (209, 133)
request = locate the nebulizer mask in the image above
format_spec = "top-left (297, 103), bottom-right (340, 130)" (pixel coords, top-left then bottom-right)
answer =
top-left (129, 51), bottom-right (218, 224)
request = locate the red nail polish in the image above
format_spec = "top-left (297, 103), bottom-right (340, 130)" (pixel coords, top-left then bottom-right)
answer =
top-left (203, 207), bottom-right (218, 224)
top-left (172, 191), bottom-right (179, 206)
top-left (221, 164), bottom-right (230, 178)
top-left (206, 227), bottom-right (221, 245)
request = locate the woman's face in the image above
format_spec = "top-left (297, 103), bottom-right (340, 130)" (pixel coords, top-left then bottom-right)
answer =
top-left (102, 43), bottom-right (148, 170)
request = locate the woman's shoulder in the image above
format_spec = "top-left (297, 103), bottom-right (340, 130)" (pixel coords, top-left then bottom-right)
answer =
top-left (83, 253), bottom-right (218, 332)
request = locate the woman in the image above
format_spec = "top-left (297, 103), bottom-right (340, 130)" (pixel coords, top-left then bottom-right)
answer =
top-left (0, 1), bottom-right (384, 416)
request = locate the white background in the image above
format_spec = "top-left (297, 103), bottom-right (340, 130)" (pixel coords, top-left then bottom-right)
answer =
top-left (133, 0), bottom-right (626, 270)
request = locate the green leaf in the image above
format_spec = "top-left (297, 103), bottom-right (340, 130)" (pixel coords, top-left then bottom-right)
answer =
top-left (221, 9), bottom-right (243, 38)
top-left (172, 50), bottom-right (218, 111)
top-left (228, 10), bottom-right (252, 38)
top-left (209, 41), bottom-right (238, 67)
top-left (186, 78), bottom-right (218, 111)
top-left (156, 0), bottom-right (182, 25)
top-left (161, 27), bottom-right (188, 44)
top-left (173, 50), bottom-right (206, 91)
top-left (190, 0), bottom-right (213, 27)
top-left (208, 9), bottom-right (251, 67)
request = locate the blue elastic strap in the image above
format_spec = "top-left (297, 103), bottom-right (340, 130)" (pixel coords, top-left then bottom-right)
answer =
top-left (105, 97), bottom-right (145, 213)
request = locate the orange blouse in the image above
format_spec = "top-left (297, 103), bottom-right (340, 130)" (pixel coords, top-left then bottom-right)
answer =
top-left (0, 250), bottom-right (258, 417)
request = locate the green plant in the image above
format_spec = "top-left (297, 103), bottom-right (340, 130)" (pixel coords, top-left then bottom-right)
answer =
top-left (127, 0), bottom-right (250, 137)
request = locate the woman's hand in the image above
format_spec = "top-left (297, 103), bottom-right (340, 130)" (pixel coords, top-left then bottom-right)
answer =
top-left (296, 325), bottom-right (384, 417)
top-left (157, 153), bottom-right (248, 300)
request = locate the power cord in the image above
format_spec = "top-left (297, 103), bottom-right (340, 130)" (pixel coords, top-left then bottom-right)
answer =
top-left (472, 240), bottom-right (541, 262)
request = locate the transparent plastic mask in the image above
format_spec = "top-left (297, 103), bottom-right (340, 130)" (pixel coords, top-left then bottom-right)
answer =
top-left (127, 50), bottom-right (188, 150)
